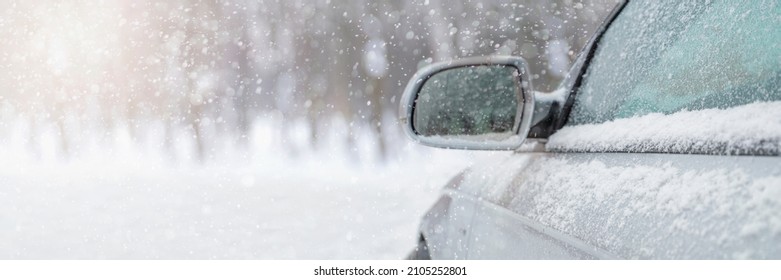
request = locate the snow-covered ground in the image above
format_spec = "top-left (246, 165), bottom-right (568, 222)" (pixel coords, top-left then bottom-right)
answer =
top-left (0, 119), bottom-right (479, 259)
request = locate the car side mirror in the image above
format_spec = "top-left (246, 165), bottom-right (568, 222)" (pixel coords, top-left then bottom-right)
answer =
top-left (399, 56), bottom-right (535, 150)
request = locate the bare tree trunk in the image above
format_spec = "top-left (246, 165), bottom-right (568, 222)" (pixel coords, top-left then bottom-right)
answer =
top-left (28, 114), bottom-right (41, 160)
top-left (163, 116), bottom-right (176, 161)
top-left (367, 77), bottom-right (386, 162)
top-left (56, 106), bottom-right (69, 160)
top-left (425, 0), bottom-right (455, 61)
top-left (190, 106), bottom-right (205, 162)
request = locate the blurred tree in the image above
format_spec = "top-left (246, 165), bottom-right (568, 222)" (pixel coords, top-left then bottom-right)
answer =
top-left (0, 0), bottom-right (618, 162)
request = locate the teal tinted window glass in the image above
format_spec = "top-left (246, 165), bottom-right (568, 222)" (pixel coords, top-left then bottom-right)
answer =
top-left (569, 0), bottom-right (781, 125)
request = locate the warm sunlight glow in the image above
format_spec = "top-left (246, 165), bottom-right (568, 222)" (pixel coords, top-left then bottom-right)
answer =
top-left (5, 1), bottom-right (120, 111)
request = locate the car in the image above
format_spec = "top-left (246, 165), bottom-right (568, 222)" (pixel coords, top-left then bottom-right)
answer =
top-left (400, 0), bottom-right (780, 259)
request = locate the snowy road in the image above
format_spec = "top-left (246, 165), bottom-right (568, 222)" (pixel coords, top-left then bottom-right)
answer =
top-left (0, 152), bottom-right (472, 259)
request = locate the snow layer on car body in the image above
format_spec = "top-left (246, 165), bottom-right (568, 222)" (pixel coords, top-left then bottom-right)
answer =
top-left (547, 101), bottom-right (781, 155)
top-left (472, 152), bottom-right (781, 259)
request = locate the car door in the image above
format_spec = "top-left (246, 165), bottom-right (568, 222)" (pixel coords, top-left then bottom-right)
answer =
top-left (466, 0), bottom-right (781, 259)
top-left (420, 171), bottom-right (482, 259)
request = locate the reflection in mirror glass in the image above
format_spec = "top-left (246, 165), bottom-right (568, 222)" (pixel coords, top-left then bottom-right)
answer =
top-left (413, 65), bottom-right (519, 139)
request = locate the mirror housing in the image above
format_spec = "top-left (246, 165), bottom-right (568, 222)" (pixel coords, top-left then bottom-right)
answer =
top-left (399, 56), bottom-right (535, 150)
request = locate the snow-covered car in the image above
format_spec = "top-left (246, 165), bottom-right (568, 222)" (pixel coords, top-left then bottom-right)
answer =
top-left (400, 0), bottom-right (781, 259)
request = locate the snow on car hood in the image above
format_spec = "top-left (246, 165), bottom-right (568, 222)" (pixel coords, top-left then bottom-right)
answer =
top-left (547, 101), bottom-right (781, 155)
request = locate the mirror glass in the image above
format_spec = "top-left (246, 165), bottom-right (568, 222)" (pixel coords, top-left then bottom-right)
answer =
top-left (412, 65), bottom-right (520, 140)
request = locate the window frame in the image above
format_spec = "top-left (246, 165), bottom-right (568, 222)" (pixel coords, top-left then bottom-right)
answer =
top-left (554, 0), bottom-right (628, 132)
top-left (526, 0), bottom-right (628, 139)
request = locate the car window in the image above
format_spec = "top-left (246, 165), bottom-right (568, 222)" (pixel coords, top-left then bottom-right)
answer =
top-left (568, 0), bottom-right (781, 125)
